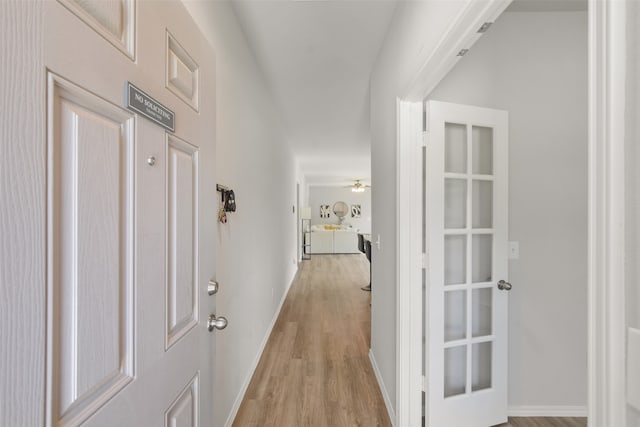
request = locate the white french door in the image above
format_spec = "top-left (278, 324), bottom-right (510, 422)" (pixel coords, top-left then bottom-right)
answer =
top-left (44, 1), bottom-right (217, 426)
top-left (425, 101), bottom-right (509, 427)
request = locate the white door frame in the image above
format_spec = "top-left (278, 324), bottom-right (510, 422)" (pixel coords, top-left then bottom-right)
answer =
top-left (395, 1), bottom-right (512, 425)
top-left (587, 0), bottom-right (627, 425)
top-left (396, 1), bottom-right (628, 426)
top-left (396, 99), bottom-right (424, 426)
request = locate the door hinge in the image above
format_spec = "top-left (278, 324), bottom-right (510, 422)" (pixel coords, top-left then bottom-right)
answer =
top-left (422, 253), bottom-right (428, 269)
top-left (422, 130), bottom-right (429, 147)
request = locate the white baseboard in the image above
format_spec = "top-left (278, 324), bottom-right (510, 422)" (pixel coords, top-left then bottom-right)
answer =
top-left (369, 349), bottom-right (397, 426)
top-left (507, 405), bottom-right (588, 417)
top-left (223, 271), bottom-right (296, 427)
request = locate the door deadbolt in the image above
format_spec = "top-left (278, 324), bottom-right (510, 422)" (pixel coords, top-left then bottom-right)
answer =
top-left (208, 314), bottom-right (228, 332)
top-left (208, 280), bottom-right (219, 295)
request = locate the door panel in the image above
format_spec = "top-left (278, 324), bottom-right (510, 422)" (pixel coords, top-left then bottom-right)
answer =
top-left (48, 74), bottom-right (135, 426)
top-left (426, 100), bottom-right (508, 427)
top-left (166, 135), bottom-right (199, 349)
top-left (165, 374), bottom-right (199, 427)
top-left (166, 31), bottom-right (199, 111)
top-left (56, 0), bottom-right (135, 58)
top-left (45, 1), bottom-right (217, 426)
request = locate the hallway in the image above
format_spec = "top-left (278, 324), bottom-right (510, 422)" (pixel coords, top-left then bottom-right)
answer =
top-left (232, 255), bottom-right (391, 426)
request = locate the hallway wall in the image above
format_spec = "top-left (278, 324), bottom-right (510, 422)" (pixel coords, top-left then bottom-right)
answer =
top-left (308, 186), bottom-right (372, 233)
top-left (429, 11), bottom-right (588, 411)
top-left (183, 2), bottom-right (298, 426)
top-left (369, 1), bottom-right (471, 416)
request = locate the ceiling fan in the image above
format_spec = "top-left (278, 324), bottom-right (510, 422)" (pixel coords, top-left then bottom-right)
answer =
top-left (347, 179), bottom-right (371, 193)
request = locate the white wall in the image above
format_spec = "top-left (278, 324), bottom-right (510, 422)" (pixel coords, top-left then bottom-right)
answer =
top-left (429, 11), bottom-right (588, 410)
top-left (369, 1), bottom-right (470, 414)
top-left (308, 186), bottom-right (371, 233)
top-left (182, 2), bottom-right (298, 426)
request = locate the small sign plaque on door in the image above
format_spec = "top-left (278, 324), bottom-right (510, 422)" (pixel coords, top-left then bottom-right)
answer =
top-left (126, 82), bottom-right (175, 132)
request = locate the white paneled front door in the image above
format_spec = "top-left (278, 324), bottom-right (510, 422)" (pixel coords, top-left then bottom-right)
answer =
top-left (44, 1), bottom-right (217, 426)
top-left (425, 100), bottom-right (509, 427)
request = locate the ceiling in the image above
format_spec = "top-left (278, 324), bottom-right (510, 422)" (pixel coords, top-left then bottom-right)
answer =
top-left (231, 0), bottom-right (397, 187)
top-left (230, 0), bottom-right (586, 187)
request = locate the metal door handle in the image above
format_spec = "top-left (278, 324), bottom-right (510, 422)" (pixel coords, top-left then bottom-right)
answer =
top-left (208, 280), bottom-right (219, 295)
top-left (497, 280), bottom-right (512, 291)
top-left (208, 314), bottom-right (227, 331)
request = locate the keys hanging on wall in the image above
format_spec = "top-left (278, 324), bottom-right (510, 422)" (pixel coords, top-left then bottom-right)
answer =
top-left (216, 184), bottom-right (234, 224)
top-left (218, 207), bottom-right (227, 224)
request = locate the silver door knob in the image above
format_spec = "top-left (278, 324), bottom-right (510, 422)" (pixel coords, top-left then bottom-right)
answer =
top-left (497, 280), bottom-right (512, 291)
top-left (208, 280), bottom-right (219, 295)
top-left (208, 314), bottom-right (227, 331)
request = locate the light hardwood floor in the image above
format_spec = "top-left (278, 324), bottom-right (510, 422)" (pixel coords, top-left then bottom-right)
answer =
top-left (497, 418), bottom-right (587, 427)
top-left (232, 255), bottom-right (587, 427)
top-left (232, 254), bottom-right (390, 426)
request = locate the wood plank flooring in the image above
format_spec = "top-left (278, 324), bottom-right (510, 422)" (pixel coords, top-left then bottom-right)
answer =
top-left (232, 254), bottom-right (391, 427)
top-left (232, 255), bottom-right (588, 427)
top-left (498, 418), bottom-right (587, 427)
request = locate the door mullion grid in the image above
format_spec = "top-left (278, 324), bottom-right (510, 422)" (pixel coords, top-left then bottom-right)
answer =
top-left (465, 122), bottom-right (473, 396)
top-left (471, 174), bottom-right (494, 181)
top-left (444, 335), bottom-right (495, 349)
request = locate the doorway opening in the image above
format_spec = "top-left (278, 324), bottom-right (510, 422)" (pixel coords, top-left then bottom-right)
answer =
top-left (398, 5), bottom-right (589, 426)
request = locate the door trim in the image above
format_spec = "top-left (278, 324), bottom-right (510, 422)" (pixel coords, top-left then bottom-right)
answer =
top-left (396, 1), bottom-right (513, 425)
top-left (587, 0), bottom-right (627, 425)
top-left (400, 0), bottom-right (512, 101)
top-left (396, 99), bottom-right (424, 426)
top-left (398, 1), bottom-right (627, 426)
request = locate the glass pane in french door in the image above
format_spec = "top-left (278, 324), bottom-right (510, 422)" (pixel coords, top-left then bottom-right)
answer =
top-left (472, 288), bottom-right (492, 338)
top-left (472, 180), bottom-right (492, 229)
top-left (443, 120), bottom-right (495, 399)
top-left (445, 123), bottom-right (467, 173)
top-left (472, 342), bottom-right (492, 391)
top-left (472, 126), bottom-right (493, 175)
top-left (445, 290), bottom-right (466, 342)
top-left (444, 235), bottom-right (466, 286)
top-left (472, 234), bottom-right (492, 283)
top-left (445, 179), bottom-right (466, 229)
top-left (444, 346), bottom-right (467, 397)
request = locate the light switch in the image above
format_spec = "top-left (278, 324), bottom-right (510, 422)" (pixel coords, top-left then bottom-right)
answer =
top-left (508, 241), bottom-right (519, 260)
top-left (628, 327), bottom-right (640, 411)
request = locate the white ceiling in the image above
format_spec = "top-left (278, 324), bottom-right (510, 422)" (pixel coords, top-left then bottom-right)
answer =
top-left (231, 0), bottom-right (397, 186)
top-left (230, 0), bottom-right (586, 187)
